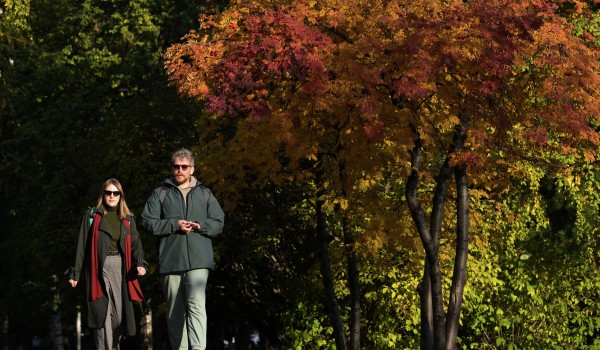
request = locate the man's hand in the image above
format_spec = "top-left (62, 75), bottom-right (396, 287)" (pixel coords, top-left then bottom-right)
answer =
top-left (137, 266), bottom-right (147, 276)
top-left (178, 220), bottom-right (200, 234)
top-left (69, 279), bottom-right (78, 287)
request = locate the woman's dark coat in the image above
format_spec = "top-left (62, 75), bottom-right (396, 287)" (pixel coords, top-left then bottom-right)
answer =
top-left (69, 207), bottom-right (147, 336)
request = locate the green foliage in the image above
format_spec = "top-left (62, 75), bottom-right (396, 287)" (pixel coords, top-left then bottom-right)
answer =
top-left (281, 302), bottom-right (337, 350)
top-left (459, 160), bottom-right (600, 349)
top-left (4, 0), bottom-right (600, 349)
top-left (0, 0), bottom-right (205, 346)
top-left (210, 181), bottom-right (321, 347)
top-left (572, 13), bottom-right (600, 46)
top-left (361, 250), bottom-right (421, 349)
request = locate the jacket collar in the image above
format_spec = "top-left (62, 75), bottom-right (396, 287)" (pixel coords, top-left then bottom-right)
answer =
top-left (164, 176), bottom-right (201, 188)
top-left (89, 207), bottom-right (130, 233)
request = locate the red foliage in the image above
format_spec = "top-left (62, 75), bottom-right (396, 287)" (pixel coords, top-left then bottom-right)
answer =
top-left (165, 0), bottom-right (600, 160)
top-left (449, 150), bottom-right (482, 169)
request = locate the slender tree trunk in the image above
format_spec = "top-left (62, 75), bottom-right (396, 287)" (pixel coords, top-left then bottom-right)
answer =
top-left (316, 174), bottom-right (347, 350)
top-left (407, 123), bottom-right (454, 350)
top-left (76, 309), bottom-right (81, 350)
top-left (336, 148), bottom-right (361, 350)
top-left (445, 115), bottom-right (470, 350)
top-left (444, 163), bottom-right (468, 350)
top-left (50, 313), bottom-right (64, 350)
top-left (406, 131), bottom-right (439, 350)
top-left (342, 215), bottom-right (361, 350)
top-left (418, 263), bottom-right (433, 350)
top-left (429, 159), bottom-right (453, 350)
top-left (427, 205), bottom-right (448, 350)
top-left (1, 312), bottom-right (8, 350)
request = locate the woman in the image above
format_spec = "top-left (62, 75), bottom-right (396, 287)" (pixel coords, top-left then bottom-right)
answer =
top-left (69, 178), bottom-right (147, 350)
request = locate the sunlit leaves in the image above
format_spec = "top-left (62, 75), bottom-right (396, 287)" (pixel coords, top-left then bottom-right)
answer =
top-left (165, 0), bottom-right (600, 347)
top-left (166, 2), bottom-right (333, 121)
top-left (165, 0), bottom-right (600, 192)
top-left (1, 0), bottom-right (31, 33)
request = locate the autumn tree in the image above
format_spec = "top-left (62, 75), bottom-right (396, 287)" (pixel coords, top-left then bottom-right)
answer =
top-left (165, 0), bottom-right (600, 349)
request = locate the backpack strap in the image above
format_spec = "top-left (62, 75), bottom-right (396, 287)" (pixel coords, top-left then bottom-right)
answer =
top-left (202, 186), bottom-right (210, 203)
top-left (159, 185), bottom-right (167, 204)
top-left (88, 207), bottom-right (95, 227)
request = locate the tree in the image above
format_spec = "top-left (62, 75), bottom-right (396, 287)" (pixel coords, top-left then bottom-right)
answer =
top-left (166, 0), bottom-right (600, 349)
top-left (0, 0), bottom-right (206, 347)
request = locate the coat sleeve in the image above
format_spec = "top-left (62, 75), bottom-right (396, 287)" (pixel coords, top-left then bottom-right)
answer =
top-left (70, 212), bottom-right (90, 281)
top-left (141, 187), bottom-right (180, 237)
top-left (197, 189), bottom-right (225, 238)
top-left (129, 218), bottom-right (148, 268)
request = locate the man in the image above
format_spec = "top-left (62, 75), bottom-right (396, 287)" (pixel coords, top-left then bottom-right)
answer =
top-left (142, 148), bottom-right (225, 350)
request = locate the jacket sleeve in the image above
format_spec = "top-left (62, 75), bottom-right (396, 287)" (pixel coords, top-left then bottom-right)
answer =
top-left (70, 212), bottom-right (89, 281)
top-left (129, 218), bottom-right (148, 268)
top-left (141, 187), bottom-right (180, 237)
top-left (197, 190), bottom-right (225, 238)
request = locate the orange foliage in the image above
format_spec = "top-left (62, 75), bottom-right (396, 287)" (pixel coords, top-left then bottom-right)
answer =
top-left (165, 0), bottom-right (600, 218)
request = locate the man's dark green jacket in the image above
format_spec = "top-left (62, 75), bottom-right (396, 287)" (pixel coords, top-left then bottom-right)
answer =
top-left (141, 177), bottom-right (225, 274)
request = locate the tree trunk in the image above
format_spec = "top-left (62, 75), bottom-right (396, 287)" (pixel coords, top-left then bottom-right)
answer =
top-left (406, 123), bottom-right (455, 350)
top-left (50, 313), bottom-right (64, 350)
top-left (342, 215), bottom-right (361, 350)
top-left (316, 175), bottom-right (347, 350)
top-left (406, 132), bottom-right (440, 350)
top-left (429, 158), bottom-right (453, 350)
top-left (337, 148), bottom-right (361, 350)
top-left (76, 309), bottom-right (81, 350)
top-left (418, 264), bottom-right (433, 350)
top-left (1, 312), bottom-right (8, 350)
top-left (445, 115), bottom-right (470, 350)
top-left (427, 200), bottom-right (448, 350)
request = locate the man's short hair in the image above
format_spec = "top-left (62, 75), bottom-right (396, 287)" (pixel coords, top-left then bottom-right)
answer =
top-left (171, 148), bottom-right (195, 166)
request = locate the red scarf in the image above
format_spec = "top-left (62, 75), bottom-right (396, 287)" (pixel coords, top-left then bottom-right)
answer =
top-left (90, 213), bottom-right (144, 302)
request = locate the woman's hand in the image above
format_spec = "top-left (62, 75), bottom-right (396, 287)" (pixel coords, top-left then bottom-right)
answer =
top-left (137, 266), bottom-right (147, 276)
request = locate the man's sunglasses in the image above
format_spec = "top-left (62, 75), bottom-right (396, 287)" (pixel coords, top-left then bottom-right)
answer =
top-left (173, 164), bottom-right (192, 171)
top-left (104, 190), bottom-right (121, 197)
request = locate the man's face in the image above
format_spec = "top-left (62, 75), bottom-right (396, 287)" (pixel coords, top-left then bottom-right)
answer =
top-left (172, 157), bottom-right (194, 185)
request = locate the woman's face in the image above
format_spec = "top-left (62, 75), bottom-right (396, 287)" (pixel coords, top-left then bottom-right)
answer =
top-left (103, 184), bottom-right (121, 208)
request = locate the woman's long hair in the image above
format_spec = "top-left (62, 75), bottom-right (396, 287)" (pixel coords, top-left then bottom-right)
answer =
top-left (94, 178), bottom-right (134, 219)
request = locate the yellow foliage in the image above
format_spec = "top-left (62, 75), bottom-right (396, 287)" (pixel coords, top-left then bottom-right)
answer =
top-left (338, 198), bottom-right (349, 210)
top-left (167, 0), bottom-right (600, 296)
